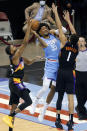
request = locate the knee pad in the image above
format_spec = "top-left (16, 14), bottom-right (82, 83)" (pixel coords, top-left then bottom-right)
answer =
top-left (22, 89), bottom-right (32, 105)
top-left (27, 98), bottom-right (32, 106)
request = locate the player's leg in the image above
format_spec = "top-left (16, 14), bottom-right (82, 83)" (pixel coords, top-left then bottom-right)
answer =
top-left (3, 88), bottom-right (32, 128)
top-left (9, 104), bottom-right (17, 131)
top-left (55, 69), bottom-right (65, 129)
top-left (38, 80), bottom-right (56, 122)
top-left (55, 91), bottom-right (64, 129)
top-left (75, 71), bottom-right (87, 120)
top-left (29, 77), bottom-right (51, 114)
top-left (3, 91), bottom-right (19, 129)
top-left (66, 70), bottom-right (75, 131)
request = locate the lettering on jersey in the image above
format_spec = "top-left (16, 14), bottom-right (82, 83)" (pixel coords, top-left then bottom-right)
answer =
top-left (47, 38), bottom-right (57, 51)
top-left (66, 47), bottom-right (77, 53)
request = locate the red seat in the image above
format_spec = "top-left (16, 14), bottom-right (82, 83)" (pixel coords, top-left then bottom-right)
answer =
top-left (0, 12), bottom-right (8, 21)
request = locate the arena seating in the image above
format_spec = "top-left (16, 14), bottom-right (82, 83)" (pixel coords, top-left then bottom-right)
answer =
top-left (0, 12), bottom-right (13, 40)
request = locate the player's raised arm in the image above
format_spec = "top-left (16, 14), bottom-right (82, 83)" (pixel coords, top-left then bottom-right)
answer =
top-left (52, 3), bottom-right (67, 46)
top-left (12, 19), bottom-right (32, 64)
top-left (63, 10), bottom-right (76, 34)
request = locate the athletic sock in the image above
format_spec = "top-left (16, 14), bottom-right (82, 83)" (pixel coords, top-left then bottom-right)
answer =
top-left (43, 102), bottom-right (49, 112)
top-left (9, 127), bottom-right (13, 131)
top-left (56, 114), bottom-right (60, 120)
top-left (9, 111), bottom-right (16, 117)
top-left (40, 102), bottom-right (49, 116)
top-left (38, 102), bottom-right (49, 122)
top-left (69, 114), bottom-right (73, 122)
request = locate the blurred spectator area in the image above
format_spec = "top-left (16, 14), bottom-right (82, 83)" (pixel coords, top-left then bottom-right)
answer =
top-left (57, 0), bottom-right (87, 38)
top-left (0, 0), bottom-right (37, 40)
top-left (0, 0), bottom-right (59, 40)
top-left (0, 12), bottom-right (8, 21)
top-left (56, 0), bottom-right (73, 33)
top-left (0, 12), bottom-right (13, 40)
top-left (1, 0), bottom-right (87, 39)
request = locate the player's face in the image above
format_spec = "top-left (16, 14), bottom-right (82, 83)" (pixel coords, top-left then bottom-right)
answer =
top-left (39, 26), bottom-right (49, 37)
top-left (10, 45), bottom-right (17, 55)
top-left (78, 37), bottom-right (86, 48)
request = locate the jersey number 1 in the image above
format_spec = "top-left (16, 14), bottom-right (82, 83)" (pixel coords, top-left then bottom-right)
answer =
top-left (67, 52), bottom-right (71, 61)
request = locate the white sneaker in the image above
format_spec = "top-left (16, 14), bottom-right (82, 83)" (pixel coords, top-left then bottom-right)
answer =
top-left (38, 109), bottom-right (45, 122)
top-left (29, 105), bottom-right (36, 114)
top-left (29, 98), bottom-right (39, 114)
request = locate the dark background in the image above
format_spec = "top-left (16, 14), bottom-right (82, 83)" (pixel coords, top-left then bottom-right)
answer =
top-left (0, 0), bottom-right (56, 39)
top-left (0, 0), bottom-right (87, 39)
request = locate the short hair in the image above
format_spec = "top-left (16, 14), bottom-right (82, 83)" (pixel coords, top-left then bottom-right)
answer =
top-left (69, 34), bottom-right (79, 46)
top-left (5, 45), bottom-right (11, 55)
top-left (36, 23), bottom-right (50, 35)
top-left (79, 36), bottom-right (86, 41)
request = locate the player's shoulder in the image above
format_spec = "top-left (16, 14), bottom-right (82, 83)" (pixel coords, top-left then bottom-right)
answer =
top-left (32, 2), bottom-right (39, 7)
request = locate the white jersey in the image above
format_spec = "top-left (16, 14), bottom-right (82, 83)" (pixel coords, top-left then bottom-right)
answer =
top-left (76, 49), bottom-right (87, 71)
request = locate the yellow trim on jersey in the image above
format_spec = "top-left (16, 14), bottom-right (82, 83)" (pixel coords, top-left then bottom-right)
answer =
top-left (13, 78), bottom-right (21, 83)
top-left (73, 70), bottom-right (76, 78)
top-left (15, 63), bottom-right (24, 72)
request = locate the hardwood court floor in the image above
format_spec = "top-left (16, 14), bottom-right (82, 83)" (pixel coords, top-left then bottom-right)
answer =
top-left (0, 113), bottom-right (65, 131)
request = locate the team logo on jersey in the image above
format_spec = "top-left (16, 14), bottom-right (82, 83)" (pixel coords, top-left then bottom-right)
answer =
top-left (47, 39), bottom-right (57, 51)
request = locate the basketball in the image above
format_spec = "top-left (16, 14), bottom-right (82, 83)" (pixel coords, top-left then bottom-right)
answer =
top-left (31, 19), bottom-right (40, 31)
